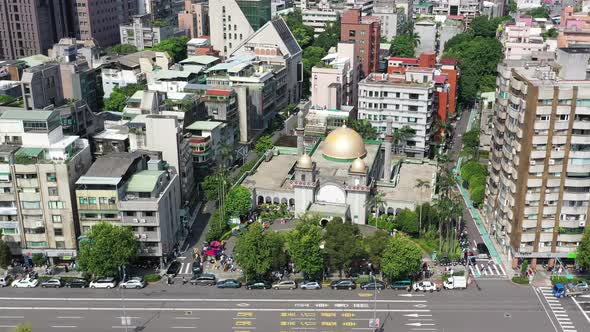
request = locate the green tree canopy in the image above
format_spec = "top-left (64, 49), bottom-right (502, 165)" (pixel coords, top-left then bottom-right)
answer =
top-left (576, 227), bottom-right (590, 271)
top-left (104, 83), bottom-right (146, 112)
top-left (381, 234), bottom-right (423, 281)
top-left (285, 215), bottom-right (325, 279)
top-left (469, 185), bottom-right (485, 206)
top-left (460, 160), bottom-right (487, 184)
top-left (77, 222), bottom-right (139, 277)
top-left (313, 18), bottom-right (341, 50)
top-left (542, 28), bottom-right (558, 40)
top-left (0, 229), bottom-right (12, 269)
top-left (527, 7), bottom-right (551, 19)
top-left (226, 185), bottom-right (252, 217)
top-left (201, 170), bottom-right (231, 201)
top-left (106, 44), bottom-right (138, 55)
top-left (395, 209), bottom-right (419, 236)
top-left (283, 10), bottom-right (315, 49)
top-left (152, 36), bottom-right (190, 63)
top-left (12, 324), bottom-right (32, 332)
top-left (234, 224), bottom-right (283, 279)
top-left (470, 16), bottom-right (512, 38)
top-left (462, 127), bottom-right (479, 150)
top-left (508, 0), bottom-right (517, 13)
top-left (206, 210), bottom-right (230, 242)
top-left (346, 119), bottom-right (378, 140)
top-left (390, 33), bottom-right (419, 58)
top-left (323, 220), bottom-right (365, 277)
top-left (363, 230), bottom-right (390, 270)
top-left (255, 135), bottom-right (274, 155)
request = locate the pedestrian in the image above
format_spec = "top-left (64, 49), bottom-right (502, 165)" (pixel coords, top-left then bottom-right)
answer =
top-left (64, 265), bottom-right (69, 273)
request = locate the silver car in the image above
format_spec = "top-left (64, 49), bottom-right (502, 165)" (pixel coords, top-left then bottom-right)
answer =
top-left (300, 281), bottom-right (321, 290)
top-left (119, 277), bottom-right (145, 289)
top-left (272, 280), bottom-right (297, 290)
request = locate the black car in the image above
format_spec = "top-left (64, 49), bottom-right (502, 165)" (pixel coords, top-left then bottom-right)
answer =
top-left (65, 278), bottom-right (89, 288)
top-left (216, 279), bottom-right (242, 289)
top-left (245, 281), bottom-right (271, 290)
top-left (166, 261), bottom-right (181, 277)
top-left (360, 280), bottom-right (385, 290)
top-left (330, 279), bottom-right (356, 290)
top-left (192, 261), bottom-right (202, 275)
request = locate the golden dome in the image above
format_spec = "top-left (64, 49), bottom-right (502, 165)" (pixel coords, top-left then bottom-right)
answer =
top-left (322, 125), bottom-right (367, 161)
top-left (297, 153), bottom-right (313, 169)
top-left (350, 157), bottom-right (366, 173)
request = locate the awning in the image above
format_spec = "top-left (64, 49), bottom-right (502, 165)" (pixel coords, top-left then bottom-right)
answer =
top-left (15, 147), bottom-right (43, 158)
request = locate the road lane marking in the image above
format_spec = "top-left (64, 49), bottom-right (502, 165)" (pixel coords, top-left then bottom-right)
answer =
top-left (0, 326), bottom-right (16, 328)
top-left (0, 297), bottom-right (426, 303)
top-left (50, 326), bottom-right (77, 328)
top-left (0, 316), bottom-right (24, 318)
top-left (112, 326), bottom-right (137, 329)
top-left (171, 327), bottom-right (196, 329)
top-left (0, 307), bottom-right (430, 313)
top-left (572, 296), bottom-right (590, 324)
top-left (233, 317), bottom-right (256, 320)
top-left (56, 316), bottom-right (82, 319)
top-left (533, 285), bottom-right (559, 332)
top-left (175, 317), bottom-right (200, 320)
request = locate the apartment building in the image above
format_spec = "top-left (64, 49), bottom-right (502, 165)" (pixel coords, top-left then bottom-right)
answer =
top-left (0, 0), bottom-right (74, 60)
top-left (186, 120), bottom-right (235, 169)
top-left (76, 152), bottom-right (181, 266)
top-left (59, 60), bottom-right (102, 112)
top-left (502, 21), bottom-right (556, 60)
top-left (208, 0), bottom-right (256, 56)
top-left (101, 50), bottom-right (156, 98)
top-left (21, 62), bottom-right (64, 110)
top-left (431, 0), bottom-right (481, 26)
top-left (73, 0), bottom-right (138, 48)
top-left (120, 14), bottom-right (184, 51)
top-left (200, 88), bottom-right (240, 142)
top-left (358, 71), bottom-right (436, 158)
top-left (0, 110), bottom-right (91, 263)
top-left (373, 4), bottom-right (406, 41)
top-left (311, 42), bottom-right (358, 110)
top-left (178, 0), bottom-right (209, 38)
top-left (485, 48), bottom-right (590, 267)
top-left (340, 9), bottom-right (380, 78)
top-left (140, 0), bottom-right (185, 22)
top-left (302, 8), bottom-right (339, 37)
top-left (558, 6), bottom-right (590, 48)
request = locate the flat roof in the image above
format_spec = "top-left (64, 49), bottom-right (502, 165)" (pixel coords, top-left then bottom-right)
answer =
top-left (76, 176), bottom-right (122, 186)
top-left (180, 55), bottom-right (219, 65)
top-left (378, 160), bottom-right (436, 205)
top-left (0, 109), bottom-right (57, 121)
top-left (126, 170), bottom-right (165, 193)
top-left (186, 121), bottom-right (223, 131)
top-left (84, 152), bottom-right (142, 178)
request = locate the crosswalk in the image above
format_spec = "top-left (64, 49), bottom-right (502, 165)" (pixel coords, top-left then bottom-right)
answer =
top-left (178, 262), bottom-right (193, 276)
top-left (468, 262), bottom-right (507, 278)
top-left (538, 286), bottom-right (578, 332)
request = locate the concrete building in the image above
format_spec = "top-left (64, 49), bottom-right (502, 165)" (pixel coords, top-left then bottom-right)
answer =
top-left (120, 14), bottom-right (184, 51)
top-left (414, 21), bottom-right (437, 55)
top-left (439, 19), bottom-right (464, 54)
top-left (76, 151), bottom-right (182, 266)
top-left (478, 91), bottom-right (495, 152)
top-left (358, 71), bottom-right (436, 158)
top-left (100, 50), bottom-right (156, 98)
top-left (178, 0), bottom-right (209, 38)
top-left (516, 0), bottom-right (541, 10)
top-left (140, 0), bottom-right (185, 22)
top-left (304, 105), bottom-right (355, 137)
top-left (340, 9), bottom-right (380, 77)
top-left (311, 42), bottom-right (358, 110)
top-left (558, 6), bottom-right (590, 48)
top-left (373, 4), bottom-right (406, 41)
top-left (21, 62), bottom-right (64, 110)
top-left (0, 110), bottom-right (92, 262)
top-left (73, 0), bottom-right (138, 48)
top-left (48, 38), bottom-right (102, 69)
top-left (501, 21), bottom-right (556, 60)
top-left (186, 120), bottom-right (235, 169)
top-left (485, 48), bottom-right (590, 267)
top-left (0, 0), bottom-right (74, 60)
top-left (59, 60), bottom-right (102, 113)
top-left (302, 8), bottom-right (339, 37)
top-left (431, 0), bottom-right (481, 26)
top-left (200, 87), bottom-right (240, 143)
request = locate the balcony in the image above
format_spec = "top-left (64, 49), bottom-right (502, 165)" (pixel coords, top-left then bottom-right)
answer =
top-left (520, 232), bottom-right (535, 242)
top-left (557, 234), bottom-right (583, 242)
top-left (78, 203), bottom-right (118, 211)
top-left (16, 178), bottom-right (38, 188)
top-left (0, 193), bottom-right (15, 201)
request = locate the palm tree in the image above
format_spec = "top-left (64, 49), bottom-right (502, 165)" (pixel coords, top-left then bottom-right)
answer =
top-left (415, 179), bottom-right (431, 237)
top-left (410, 32), bottom-right (421, 47)
top-left (365, 192), bottom-right (386, 221)
top-left (393, 126), bottom-right (416, 154)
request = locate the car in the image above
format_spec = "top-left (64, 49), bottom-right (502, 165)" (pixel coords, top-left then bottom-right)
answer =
top-left (300, 281), bottom-right (321, 290)
top-left (390, 280), bottom-right (412, 291)
top-left (90, 277), bottom-right (118, 289)
top-left (245, 281), bottom-right (272, 290)
top-left (575, 281), bottom-right (589, 291)
top-left (273, 280), bottom-right (297, 290)
top-left (11, 278), bottom-right (39, 288)
top-left (166, 261), bottom-right (181, 277)
top-left (119, 277), bottom-right (145, 289)
top-left (65, 278), bottom-right (89, 288)
top-left (360, 280), bottom-right (385, 290)
top-left (477, 243), bottom-right (490, 259)
top-left (192, 261), bottom-right (202, 275)
top-left (41, 278), bottom-right (64, 288)
top-left (412, 281), bottom-right (440, 292)
top-left (330, 279), bottom-right (356, 290)
top-left (191, 273), bottom-right (216, 286)
top-left (216, 279), bottom-right (242, 289)
top-left (0, 275), bottom-right (13, 288)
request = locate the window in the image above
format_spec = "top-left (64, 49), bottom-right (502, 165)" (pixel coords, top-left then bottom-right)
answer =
top-left (48, 201), bottom-right (65, 209)
top-left (144, 211), bottom-right (155, 217)
top-left (146, 226), bottom-right (156, 232)
top-left (1, 228), bottom-right (17, 235)
top-left (55, 241), bottom-right (65, 248)
top-left (54, 228), bottom-right (63, 236)
top-left (21, 201), bottom-right (40, 209)
top-left (88, 197), bottom-right (96, 205)
top-left (124, 211), bottom-right (135, 217)
top-left (46, 173), bottom-right (56, 182)
top-left (26, 241), bottom-right (48, 247)
top-left (48, 187), bottom-right (58, 196)
top-left (79, 197), bottom-right (87, 204)
top-left (82, 226), bottom-right (90, 233)
top-left (52, 215), bottom-right (62, 223)
top-left (408, 117), bottom-right (417, 123)
top-left (409, 94), bottom-right (419, 100)
top-left (559, 114), bottom-right (569, 121)
top-left (349, 30), bottom-right (356, 37)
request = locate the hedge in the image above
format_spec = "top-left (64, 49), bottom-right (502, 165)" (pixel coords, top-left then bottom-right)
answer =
top-left (144, 274), bottom-right (161, 283)
top-left (512, 276), bottom-right (530, 285)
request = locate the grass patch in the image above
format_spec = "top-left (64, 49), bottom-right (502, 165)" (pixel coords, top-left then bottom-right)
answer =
top-left (144, 274), bottom-right (161, 283)
top-left (512, 276), bottom-right (530, 285)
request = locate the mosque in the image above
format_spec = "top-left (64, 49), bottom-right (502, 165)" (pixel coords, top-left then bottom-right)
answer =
top-left (242, 113), bottom-right (436, 224)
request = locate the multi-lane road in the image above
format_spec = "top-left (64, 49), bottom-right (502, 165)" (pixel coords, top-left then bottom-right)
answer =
top-left (0, 280), bottom-right (584, 332)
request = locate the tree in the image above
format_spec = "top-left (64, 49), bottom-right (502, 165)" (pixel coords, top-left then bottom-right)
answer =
top-left (508, 0), bottom-right (517, 13)
top-left (393, 126), bottom-right (416, 153)
top-left (542, 28), bottom-right (558, 40)
top-left (381, 234), bottom-right (423, 281)
top-left (365, 192), bottom-right (386, 219)
top-left (470, 16), bottom-right (508, 38)
top-left (12, 324), bottom-right (32, 332)
top-left (152, 36), bottom-right (190, 63)
top-left (206, 210), bottom-right (230, 242)
top-left (363, 230), bottom-right (390, 271)
top-left (226, 185), bottom-right (252, 217)
top-left (77, 222), bottom-right (139, 277)
top-left (395, 209), bottom-right (419, 236)
top-left (576, 227), bottom-right (590, 271)
top-left (346, 119), bottom-right (378, 140)
top-left (0, 229), bottom-right (12, 269)
top-left (527, 7), bottom-right (550, 19)
top-left (283, 10), bottom-right (315, 49)
top-left (104, 84), bottom-right (146, 112)
top-left (285, 215), bottom-right (324, 279)
top-left (323, 220), bottom-right (365, 277)
top-left (470, 185), bottom-right (485, 206)
top-left (460, 160), bottom-right (487, 184)
top-left (106, 44), bottom-right (138, 55)
top-left (390, 33), bottom-right (419, 58)
top-left (234, 224), bottom-right (282, 279)
top-left (31, 253), bottom-right (46, 266)
top-left (313, 18), bottom-right (341, 50)
top-left (0, 94), bottom-right (16, 105)
top-left (255, 135), bottom-right (274, 155)
top-left (201, 170), bottom-right (231, 201)
top-left (415, 179), bottom-right (431, 237)
top-left (266, 231), bottom-right (288, 272)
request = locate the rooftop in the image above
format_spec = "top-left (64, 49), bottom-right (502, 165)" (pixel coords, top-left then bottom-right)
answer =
top-left (94, 128), bottom-right (129, 141)
top-left (180, 55), bottom-right (219, 66)
top-left (126, 170), bottom-right (165, 193)
top-left (83, 152), bottom-right (143, 178)
top-left (186, 121), bottom-right (224, 131)
top-left (362, 73), bottom-right (433, 87)
top-left (378, 160), bottom-right (436, 205)
top-left (0, 109), bottom-right (58, 122)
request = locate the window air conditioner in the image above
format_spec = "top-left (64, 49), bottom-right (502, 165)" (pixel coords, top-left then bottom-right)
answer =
top-left (580, 221), bottom-right (586, 227)
top-left (140, 219), bottom-right (146, 223)
top-left (133, 218), bottom-right (139, 223)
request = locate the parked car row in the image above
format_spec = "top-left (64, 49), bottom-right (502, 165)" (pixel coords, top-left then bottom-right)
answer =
top-left (0, 276), bottom-right (146, 289)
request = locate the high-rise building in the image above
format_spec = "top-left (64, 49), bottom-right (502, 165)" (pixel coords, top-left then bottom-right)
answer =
top-left (236, 0), bottom-right (271, 31)
top-left (0, 0), bottom-right (74, 60)
top-left (340, 9), bottom-right (380, 78)
top-left (178, 0), bottom-right (209, 38)
top-left (73, 0), bottom-right (138, 48)
top-left (485, 48), bottom-right (590, 268)
top-left (209, 0), bottom-right (255, 55)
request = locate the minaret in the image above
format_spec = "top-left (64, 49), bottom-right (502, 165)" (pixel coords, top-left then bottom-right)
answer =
top-left (382, 117), bottom-right (393, 181)
top-left (296, 111), bottom-right (305, 156)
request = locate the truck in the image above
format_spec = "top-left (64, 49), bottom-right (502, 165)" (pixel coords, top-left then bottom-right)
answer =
top-left (552, 283), bottom-right (586, 298)
top-left (443, 276), bottom-right (467, 290)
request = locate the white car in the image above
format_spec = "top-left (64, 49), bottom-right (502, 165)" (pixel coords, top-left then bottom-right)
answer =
top-left (11, 278), bottom-right (39, 288)
top-left (90, 277), bottom-right (118, 289)
top-left (300, 281), bottom-right (322, 290)
top-left (412, 281), bottom-right (440, 292)
top-left (119, 278), bottom-right (145, 289)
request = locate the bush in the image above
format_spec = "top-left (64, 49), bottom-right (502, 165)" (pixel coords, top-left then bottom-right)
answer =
top-left (551, 276), bottom-right (584, 285)
top-left (512, 276), bottom-right (530, 285)
top-left (220, 229), bottom-right (233, 241)
top-left (144, 274), bottom-right (161, 283)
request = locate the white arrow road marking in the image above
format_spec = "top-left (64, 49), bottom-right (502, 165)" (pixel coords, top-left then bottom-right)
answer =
top-left (406, 323), bottom-right (435, 326)
top-left (409, 319), bottom-right (434, 321)
top-left (411, 329), bottom-right (437, 331)
top-left (404, 314), bottom-right (433, 317)
top-left (414, 304), bottom-right (428, 308)
top-left (399, 294), bottom-right (424, 297)
top-left (0, 316), bottom-right (24, 319)
top-left (237, 303), bottom-right (250, 307)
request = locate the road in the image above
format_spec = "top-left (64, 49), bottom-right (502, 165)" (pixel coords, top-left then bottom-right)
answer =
top-left (0, 280), bottom-right (566, 332)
